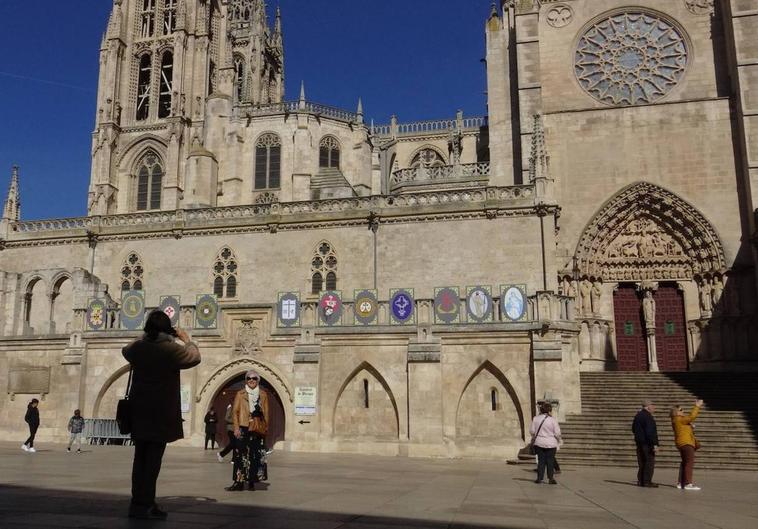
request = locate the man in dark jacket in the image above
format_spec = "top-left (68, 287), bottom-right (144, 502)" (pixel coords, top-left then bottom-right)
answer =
top-left (632, 399), bottom-right (659, 487)
top-left (123, 311), bottom-right (200, 520)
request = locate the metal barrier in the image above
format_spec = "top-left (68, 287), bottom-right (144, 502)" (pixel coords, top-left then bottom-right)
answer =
top-left (84, 419), bottom-right (132, 445)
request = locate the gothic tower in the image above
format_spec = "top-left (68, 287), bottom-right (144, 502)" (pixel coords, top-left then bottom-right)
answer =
top-left (89, 0), bottom-right (284, 215)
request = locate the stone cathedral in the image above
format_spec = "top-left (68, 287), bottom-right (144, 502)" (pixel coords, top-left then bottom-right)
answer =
top-left (0, 0), bottom-right (756, 459)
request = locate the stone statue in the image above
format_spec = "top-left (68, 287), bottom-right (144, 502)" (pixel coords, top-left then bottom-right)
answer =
top-left (642, 290), bottom-right (656, 330)
top-left (699, 279), bottom-right (712, 315)
top-left (579, 279), bottom-right (592, 315)
top-left (711, 276), bottom-right (724, 308)
top-left (590, 281), bottom-right (602, 315)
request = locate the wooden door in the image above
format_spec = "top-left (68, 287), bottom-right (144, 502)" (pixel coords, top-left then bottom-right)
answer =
top-left (654, 284), bottom-right (688, 372)
top-left (613, 284), bottom-right (648, 371)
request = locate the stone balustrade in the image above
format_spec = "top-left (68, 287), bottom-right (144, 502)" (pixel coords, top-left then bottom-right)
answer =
top-left (389, 162), bottom-right (491, 193)
top-left (372, 116), bottom-right (487, 137)
top-left (239, 100), bottom-right (360, 123)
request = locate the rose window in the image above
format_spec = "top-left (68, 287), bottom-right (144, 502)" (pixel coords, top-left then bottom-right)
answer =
top-left (574, 11), bottom-right (688, 106)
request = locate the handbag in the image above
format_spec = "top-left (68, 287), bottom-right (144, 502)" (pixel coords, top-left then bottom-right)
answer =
top-left (249, 413), bottom-right (268, 437)
top-left (527, 415), bottom-right (549, 455)
top-left (694, 438), bottom-right (701, 451)
top-left (116, 367), bottom-right (133, 435)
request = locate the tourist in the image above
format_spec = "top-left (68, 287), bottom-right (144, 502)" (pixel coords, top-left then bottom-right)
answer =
top-left (225, 370), bottom-right (270, 491)
top-left (217, 404), bottom-right (235, 462)
top-left (530, 402), bottom-right (561, 484)
top-left (21, 398), bottom-right (40, 453)
top-left (123, 310), bottom-right (201, 520)
top-left (204, 409), bottom-right (219, 450)
top-left (632, 400), bottom-right (659, 487)
top-left (671, 399), bottom-right (704, 491)
top-left (67, 409), bottom-right (85, 453)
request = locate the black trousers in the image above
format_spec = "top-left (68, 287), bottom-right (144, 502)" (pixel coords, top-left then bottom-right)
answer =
top-left (24, 425), bottom-right (38, 448)
top-left (636, 443), bottom-right (656, 485)
top-left (204, 432), bottom-right (217, 449)
top-left (131, 440), bottom-right (166, 510)
top-left (219, 431), bottom-right (235, 457)
top-left (231, 428), bottom-right (263, 485)
top-left (534, 446), bottom-right (557, 481)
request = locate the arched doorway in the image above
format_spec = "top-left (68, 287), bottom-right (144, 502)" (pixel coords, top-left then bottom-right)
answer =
top-left (209, 373), bottom-right (286, 449)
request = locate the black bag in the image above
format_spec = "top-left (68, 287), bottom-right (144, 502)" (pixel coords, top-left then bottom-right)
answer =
top-left (116, 367), bottom-right (134, 435)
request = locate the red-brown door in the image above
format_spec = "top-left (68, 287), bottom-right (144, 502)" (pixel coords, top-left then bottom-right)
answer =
top-left (654, 283), bottom-right (688, 372)
top-left (614, 284), bottom-right (648, 371)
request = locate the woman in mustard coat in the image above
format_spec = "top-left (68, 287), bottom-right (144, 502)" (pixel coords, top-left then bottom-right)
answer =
top-left (670, 399), bottom-right (704, 491)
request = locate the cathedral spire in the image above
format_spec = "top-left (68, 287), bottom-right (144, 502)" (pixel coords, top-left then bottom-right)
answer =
top-left (299, 80), bottom-right (306, 109)
top-left (356, 97), bottom-right (364, 124)
top-left (528, 114), bottom-right (549, 182)
top-left (3, 165), bottom-right (20, 221)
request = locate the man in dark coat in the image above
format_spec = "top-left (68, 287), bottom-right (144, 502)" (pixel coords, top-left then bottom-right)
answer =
top-left (123, 311), bottom-right (200, 520)
top-left (632, 399), bottom-right (659, 487)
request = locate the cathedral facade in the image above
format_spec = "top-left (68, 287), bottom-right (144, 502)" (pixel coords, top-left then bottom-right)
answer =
top-left (0, 0), bottom-right (756, 459)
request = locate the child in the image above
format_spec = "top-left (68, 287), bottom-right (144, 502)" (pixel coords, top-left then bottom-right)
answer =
top-left (67, 409), bottom-right (85, 453)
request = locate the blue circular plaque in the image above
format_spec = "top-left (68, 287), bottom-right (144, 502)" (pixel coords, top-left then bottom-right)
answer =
top-left (390, 290), bottom-right (414, 323)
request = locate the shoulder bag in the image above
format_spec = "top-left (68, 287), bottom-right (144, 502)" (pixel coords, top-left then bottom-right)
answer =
top-left (116, 367), bottom-right (134, 435)
top-left (527, 415), bottom-right (549, 455)
top-left (249, 399), bottom-right (268, 437)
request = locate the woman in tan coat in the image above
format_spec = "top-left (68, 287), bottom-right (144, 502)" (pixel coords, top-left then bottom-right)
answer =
top-left (671, 399), bottom-right (703, 491)
top-left (225, 369), bottom-right (270, 491)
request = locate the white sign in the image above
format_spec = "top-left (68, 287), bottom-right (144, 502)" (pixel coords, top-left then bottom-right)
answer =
top-left (294, 386), bottom-right (317, 416)
top-left (180, 384), bottom-right (191, 414)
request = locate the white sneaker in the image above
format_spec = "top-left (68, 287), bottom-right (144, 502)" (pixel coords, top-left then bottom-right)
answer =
top-left (217, 452), bottom-right (223, 463)
top-left (27, 447), bottom-right (36, 453)
top-left (684, 484), bottom-right (701, 491)
top-left (21, 444), bottom-right (28, 452)
top-left (676, 483), bottom-right (683, 489)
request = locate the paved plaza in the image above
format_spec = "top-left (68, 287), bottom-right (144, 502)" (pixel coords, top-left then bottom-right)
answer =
top-left (0, 442), bottom-right (756, 529)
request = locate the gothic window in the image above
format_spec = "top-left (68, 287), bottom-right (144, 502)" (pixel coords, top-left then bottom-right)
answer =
top-left (208, 61), bottom-right (216, 96)
top-left (229, 0), bottom-right (252, 30)
top-left (490, 388), bottom-right (498, 411)
top-left (135, 151), bottom-right (163, 211)
top-left (121, 252), bottom-right (145, 291)
top-left (234, 55), bottom-right (246, 102)
top-left (163, 0), bottom-right (177, 35)
top-left (311, 242), bottom-right (337, 295)
top-left (363, 379), bottom-right (370, 408)
top-left (319, 136), bottom-right (340, 169)
top-left (136, 54), bottom-right (152, 121)
top-left (212, 247), bottom-right (239, 299)
top-left (574, 11), bottom-right (688, 106)
top-left (410, 147), bottom-right (446, 168)
top-left (255, 133), bottom-right (281, 189)
top-left (140, 0), bottom-right (156, 38)
top-left (158, 51), bottom-right (173, 118)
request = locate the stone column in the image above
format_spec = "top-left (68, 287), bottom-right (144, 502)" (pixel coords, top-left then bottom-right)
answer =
top-left (641, 286), bottom-right (659, 372)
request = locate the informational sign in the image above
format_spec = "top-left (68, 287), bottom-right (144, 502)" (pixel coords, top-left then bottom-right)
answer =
top-left (294, 386), bottom-right (317, 415)
top-left (318, 291), bottom-right (342, 326)
top-left (86, 299), bottom-right (107, 331)
top-left (466, 286), bottom-right (493, 323)
top-left (277, 292), bottom-right (301, 327)
top-left (159, 295), bottom-right (181, 326)
top-left (120, 290), bottom-right (145, 330)
top-left (353, 289), bottom-right (378, 325)
top-left (389, 288), bottom-right (415, 325)
top-left (195, 294), bottom-right (219, 329)
top-left (434, 287), bottom-right (461, 324)
top-left (500, 284), bottom-right (527, 322)
top-left (180, 384), bottom-right (191, 413)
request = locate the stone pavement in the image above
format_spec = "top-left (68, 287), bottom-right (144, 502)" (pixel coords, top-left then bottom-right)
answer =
top-left (0, 442), bottom-right (756, 529)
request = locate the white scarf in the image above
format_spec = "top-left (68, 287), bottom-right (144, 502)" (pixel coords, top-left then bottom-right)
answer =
top-left (245, 384), bottom-right (260, 412)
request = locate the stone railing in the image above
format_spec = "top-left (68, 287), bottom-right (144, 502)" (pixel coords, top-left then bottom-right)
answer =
top-left (389, 162), bottom-right (491, 193)
top-left (240, 100), bottom-right (360, 123)
top-left (372, 116), bottom-right (487, 138)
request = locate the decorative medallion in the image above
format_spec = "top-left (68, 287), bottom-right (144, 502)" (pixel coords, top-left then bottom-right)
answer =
top-left (318, 291), bottom-right (343, 326)
top-left (120, 290), bottom-right (145, 331)
top-left (159, 295), bottom-right (181, 326)
top-left (277, 292), bottom-right (300, 327)
top-left (501, 285), bottom-right (527, 322)
top-left (86, 299), bottom-right (107, 331)
top-left (574, 11), bottom-right (688, 106)
top-left (389, 289), bottom-right (415, 325)
top-left (546, 4), bottom-right (573, 28)
top-left (434, 287), bottom-right (461, 324)
top-left (684, 0), bottom-right (714, 16)
top-left (353, 290), bottom-right (379, 326)
top-left (195, 294), bottom-right (219, 329)
top-left (235, 320), bottom-right (260, 356)
top-left (466, 286), bottom-right (494, 323)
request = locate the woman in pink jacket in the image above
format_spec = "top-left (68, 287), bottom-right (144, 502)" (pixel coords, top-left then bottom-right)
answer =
top-left (530, 402), bottom-right (562, 484)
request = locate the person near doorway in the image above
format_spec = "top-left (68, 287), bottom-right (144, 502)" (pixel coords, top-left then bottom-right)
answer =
top-left (21, 398), bottom-right (40, 453)
top-left (67, 409), bottom-right (85, 453)
top-left (204, 409), bottom-right (219, 450)
top-left (217, 404), bottom-right (235, 462)
top-left (225, 370), bottom-right (270, 491)
top-left (632, 400), bottom-right (659, 487)
top-left (671, 399), bottom-right (704, 491)
top-left (530, 402), bottom-right (561, 484)
top-left (123, 310), bottom-right (201, 520)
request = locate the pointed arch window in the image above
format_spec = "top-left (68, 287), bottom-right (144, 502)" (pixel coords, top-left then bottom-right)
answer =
top-left (136, 54), bottom-right (152, 121)
top-left (255, 133), bottom-right (281, 189)
top-left (319, 136), bottom-right (341, 169)
top-left (163, 0), bottom-right (177, 35)
top-left (410, 147), bottom-right (446, 168)
top-left (121, 252), bottom-right (145, 291)
top-left (230, 0), bottom-right (253, 30)
top-left (234, 55), bottom-right (246, 102)
top-left (311, 242), bottom-right (337, 295)
top-left (141, 0), bottom-right (156, 38)
top-left (213, 247), bottom-right (239, 299)
top-left (158, 51), bottom-right (174, 118)
top-left (135, 152), bottom-right (163, 211)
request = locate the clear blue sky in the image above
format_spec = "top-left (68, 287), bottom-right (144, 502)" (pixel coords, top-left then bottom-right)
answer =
top-left (0, 1), bottom-right (494, 220)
